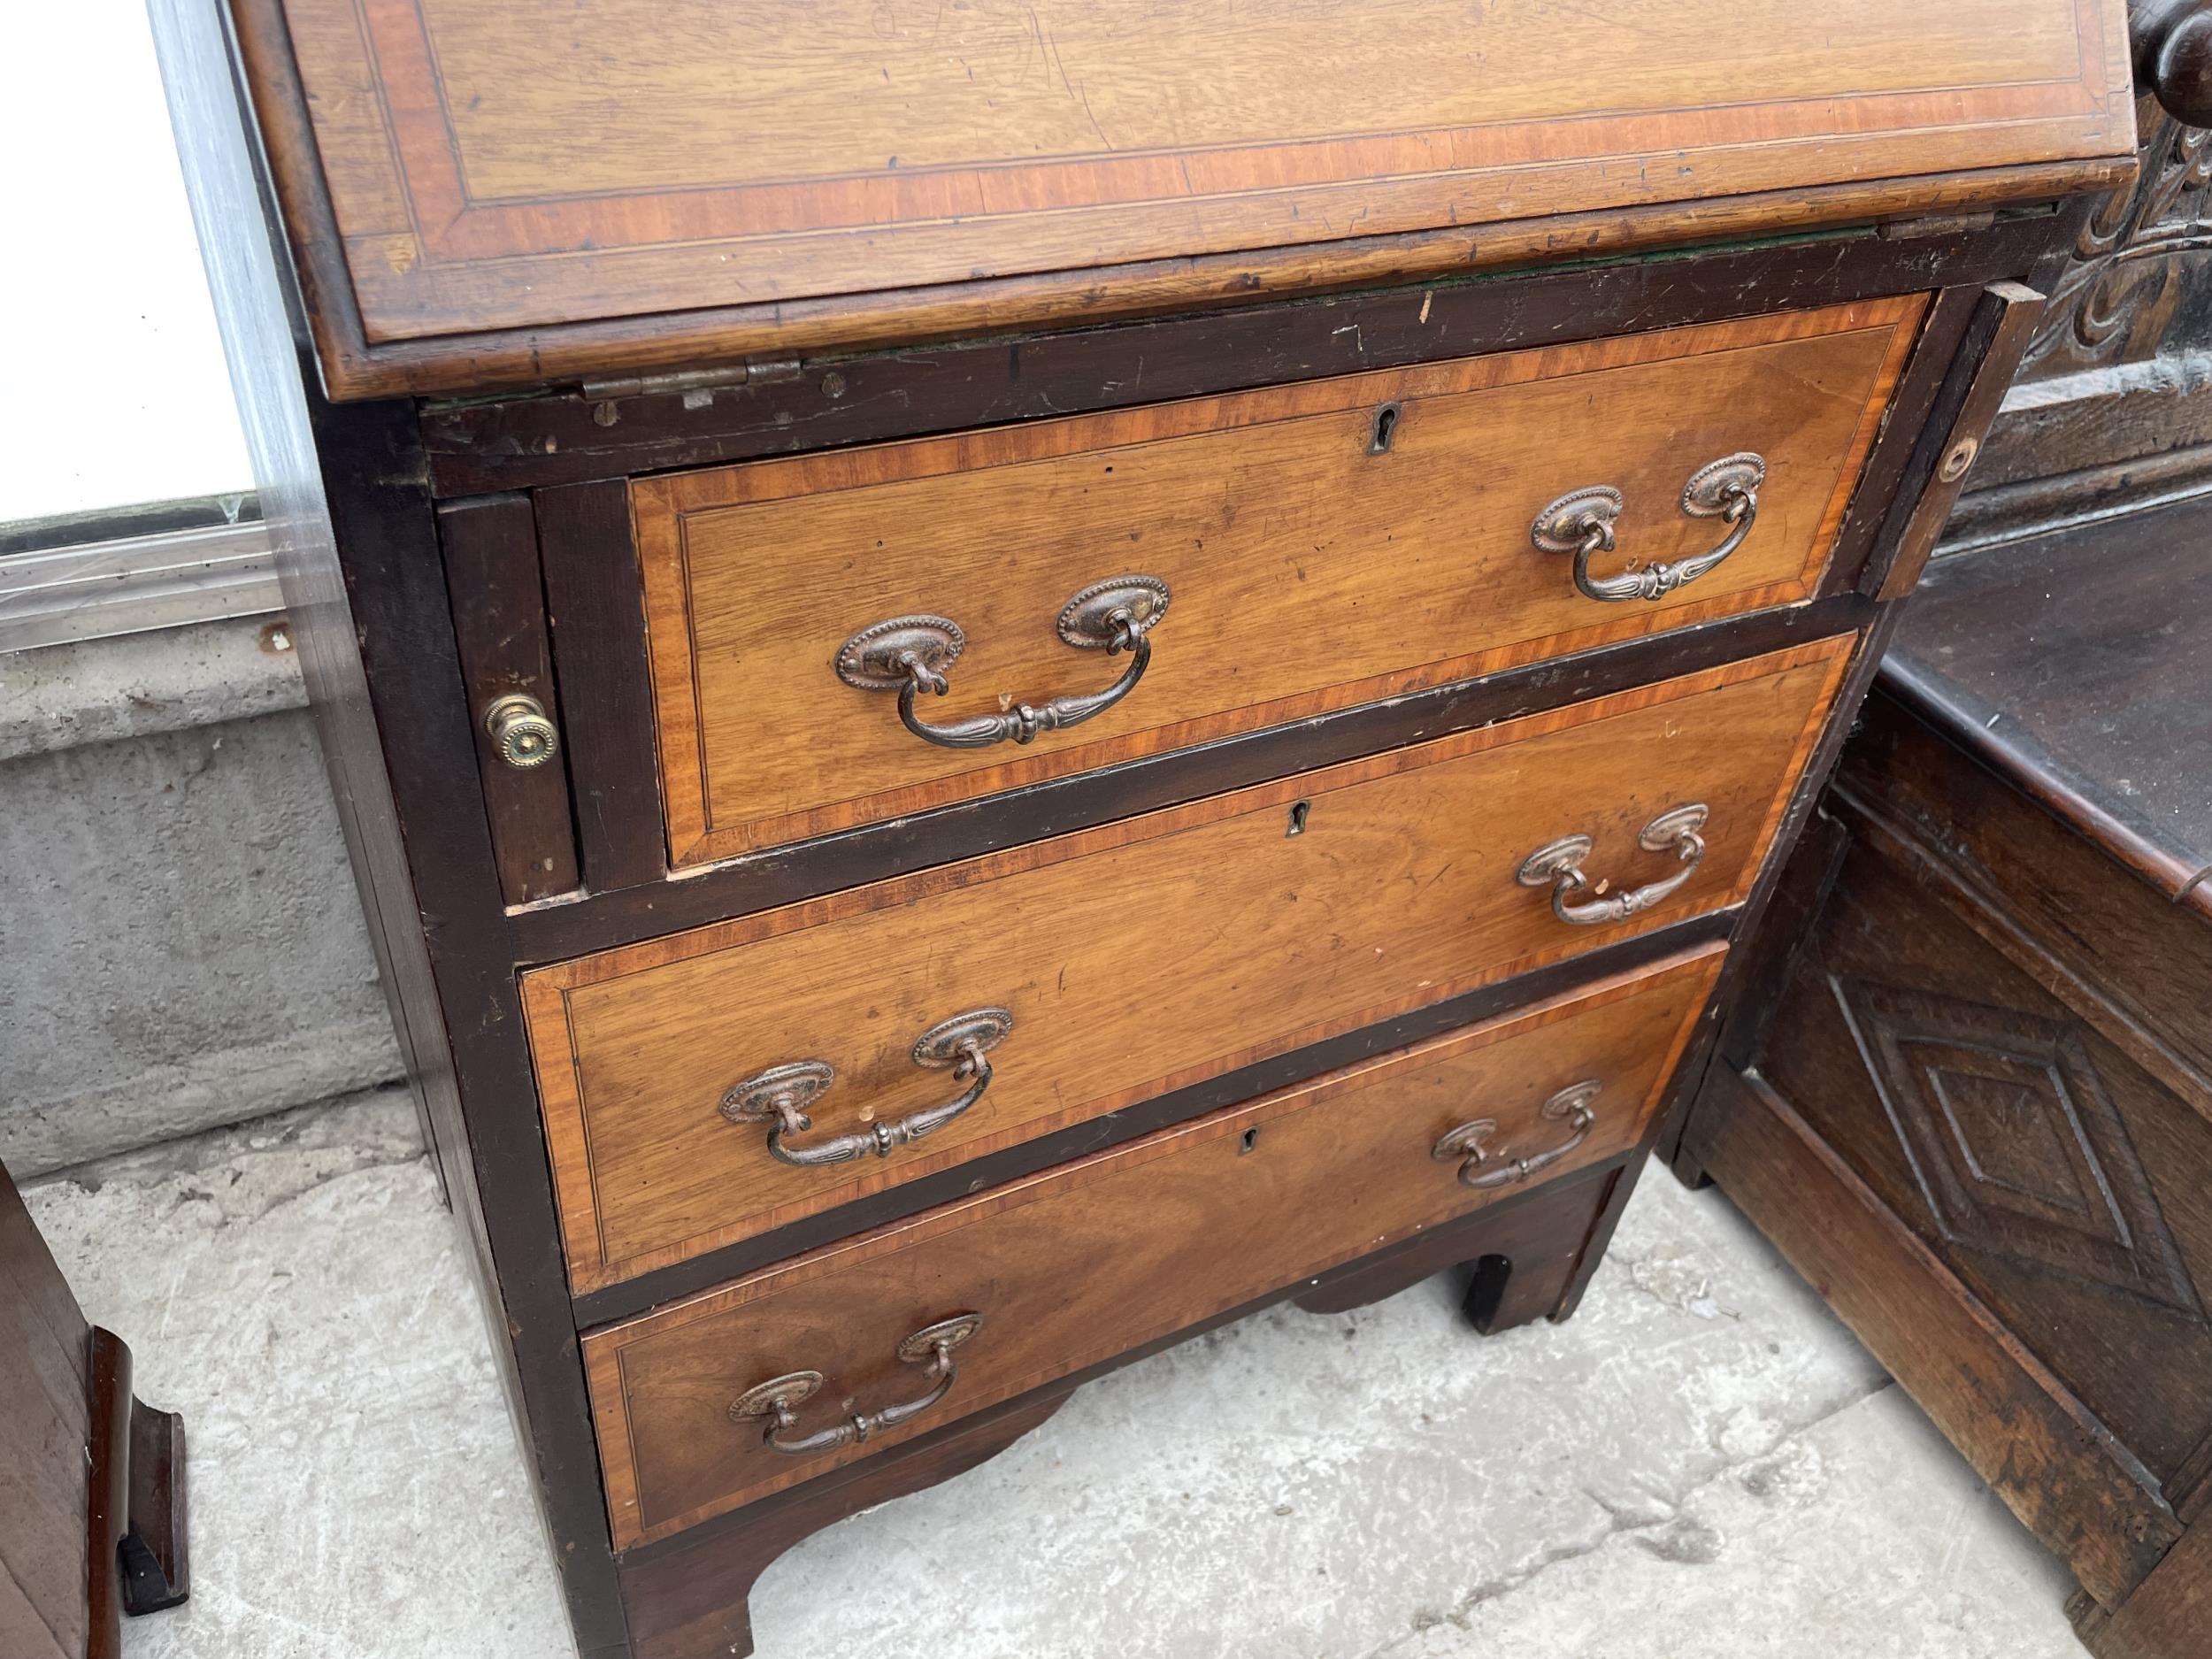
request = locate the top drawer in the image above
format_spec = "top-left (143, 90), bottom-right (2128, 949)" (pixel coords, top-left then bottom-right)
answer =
top-left (640, 299), bottom-right (1921, 866)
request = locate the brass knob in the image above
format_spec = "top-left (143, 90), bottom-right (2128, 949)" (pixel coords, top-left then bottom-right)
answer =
top-left (482, 693), bottom-right (559, 770)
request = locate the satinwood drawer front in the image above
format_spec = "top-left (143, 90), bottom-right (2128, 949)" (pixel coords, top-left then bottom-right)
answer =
top-left (636, 299), bottom-right (1920, 866)
top-left (525, 636), bottom-right (1849, 1290)
top-left (585, 945), bottom-right (1724, 1548)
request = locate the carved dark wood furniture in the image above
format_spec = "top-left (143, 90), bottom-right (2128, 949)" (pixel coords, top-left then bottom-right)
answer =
top-left (151, 1), bottom-right (2147, 1652)
top-left (0, 1163), bottom-right (188, 1659)
top-left (1670, 36), bottom-right (2212, 1656)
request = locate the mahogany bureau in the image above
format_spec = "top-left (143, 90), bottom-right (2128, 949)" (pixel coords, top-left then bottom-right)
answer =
top-left (150, 2), bottom-right (2145, 1652)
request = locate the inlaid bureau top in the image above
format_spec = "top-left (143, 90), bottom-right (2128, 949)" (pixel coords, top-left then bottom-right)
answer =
top-left (236, 0), bottom-right (2134, 396)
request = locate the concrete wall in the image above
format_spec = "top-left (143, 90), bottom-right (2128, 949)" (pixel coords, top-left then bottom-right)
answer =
top-left (1, 616), bottom-right (403, 1175)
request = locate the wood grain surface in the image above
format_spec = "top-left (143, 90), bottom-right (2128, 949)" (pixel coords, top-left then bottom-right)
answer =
top-left (1886, 494), bottom-right (2212, 910)
top-left (250, 0), bottom-right (2130, 365)
top-left (638, 301), bottom-right (1919, 866)
top-left (525, 635), bottom-right (1848, 1289)
top-left (1684, 1064), bottom-right (2181, 1610)
top-left (1755, 805), bottom-right (2212, 1486)
top-left (2080, 1521), bottom-right (2212, 1658)
top-left (611, 1164), bottom-right (1617, 1656)
top-left (586, 943), bottom-right (1724, 1548)
top-left (0, 1169), bottom-right (90, 1659)
top-left (1841, 692), bottom-right (2212, 1110)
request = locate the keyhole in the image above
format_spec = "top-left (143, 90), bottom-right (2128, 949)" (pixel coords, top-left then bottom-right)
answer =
top-left (1240, 1126), bottom-right (1262, 1155)
top-left (1369, 403), bottom-right (1402, 455)
top-left (1286, 800), bottom-right (1310, 837)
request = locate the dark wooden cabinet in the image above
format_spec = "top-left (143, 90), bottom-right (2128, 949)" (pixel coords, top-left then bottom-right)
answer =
top-left (1669, 53), bottom-right (2212, 1655)
top-left (150, 1), bottom-right (2142, 1651)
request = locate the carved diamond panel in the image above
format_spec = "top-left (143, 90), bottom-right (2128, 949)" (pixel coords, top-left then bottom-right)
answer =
top-left (1832, 979), bottom-right (2203, 1317)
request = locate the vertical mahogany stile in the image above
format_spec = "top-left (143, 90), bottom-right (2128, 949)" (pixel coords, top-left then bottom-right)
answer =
top-left (535, 480), bottom-right (667, 896)
top-left (436, 495), bottom-right (582, 904)
top-left (297, 393), bottom-right (634, 1655)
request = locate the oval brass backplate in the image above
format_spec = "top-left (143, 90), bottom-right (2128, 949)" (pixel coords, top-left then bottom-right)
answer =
top-left (910, 1009), bottom-right (1016, 1068)
top-left (1680, 452), bottom-right (1767, 518)
top-left (1056, 575), bottom-right (1171, 648)
top-left (834, 616), bottom-right (967, 689)
top-left (731, 1370), bottom-right (825, 1419)
top-left (718, 1060), bottom-right (837, 1125)
top-left (1637, 803), bottom-right (1711, 851)
top-left (1516, 833), bottom-right (1596, 887)
top-left (1530, 486), bottom-right (1624, 553)
top-left (895, 1312), bottom-right (986, 1363)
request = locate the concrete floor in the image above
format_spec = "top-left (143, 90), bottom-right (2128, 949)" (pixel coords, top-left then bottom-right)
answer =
top-left (26, 1092), bottom-right (2087, 1659)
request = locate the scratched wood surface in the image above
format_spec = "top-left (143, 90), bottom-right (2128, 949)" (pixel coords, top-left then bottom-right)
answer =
top-left (524, 635), bottom-right (1848, 1289)
top-left (0, 1169), bottom-right (91, 1659)
top-left (249, 0), bottom-right (2127, 363)
top-left (639, 299), bottom-right (1917, 865)
top-left (585, 943), bottom-right (1724, 1547)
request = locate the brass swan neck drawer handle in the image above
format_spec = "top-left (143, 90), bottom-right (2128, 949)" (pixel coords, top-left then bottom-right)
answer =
top-left (1532, 452), bottom-right (1766, 603)
top-left (718, 1009), bottom-right (1015, 1167)
top-left (1432, 1081), bottom-right (1601, 1189)
top-left (731, 1314), bottom-right (985, 1457)
top-left (833, 576), bottom-right (1171, 750)
top-left (1517, 803), bottom-right (1709, 927)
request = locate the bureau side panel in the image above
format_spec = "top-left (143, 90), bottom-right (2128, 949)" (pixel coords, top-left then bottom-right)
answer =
top-left (148, 4), bottom-right (634, 1652)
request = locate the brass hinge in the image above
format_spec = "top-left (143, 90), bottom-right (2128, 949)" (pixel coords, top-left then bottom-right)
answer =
top-left (1877, 211), bottom-right (2001, 242)
top-left (579, 353), bottom-right (805, 403)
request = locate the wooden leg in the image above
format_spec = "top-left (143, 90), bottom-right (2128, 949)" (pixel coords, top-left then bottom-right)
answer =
top-left (1459, 1247), bottom-right (1583, 1333)
top-left (87, 1328), bottom-right (189, 1659)
top-left (1456, 1169), bottom-right (1614, 1333)
top-left (121, 1395), bottom-right (189, 1616)
top-left (1292, 1162), bottom-right (1617, 1319)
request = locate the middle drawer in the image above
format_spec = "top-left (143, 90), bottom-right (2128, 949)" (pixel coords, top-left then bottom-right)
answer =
top-left (526, 635), bottom-right (1847, 1290)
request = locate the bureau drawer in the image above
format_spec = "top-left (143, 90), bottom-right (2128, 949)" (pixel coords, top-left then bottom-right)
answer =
top-left (526, 636), bottom-right (1848, 1290)
top-left (585, 944), bottom-right (1724, 1548)
top-left (637, 299), bottom-right (1920, 866)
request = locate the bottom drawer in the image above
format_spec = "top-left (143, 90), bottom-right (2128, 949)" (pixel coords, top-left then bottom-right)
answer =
top-left (587, 943), bottom-right (1724, 1548)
